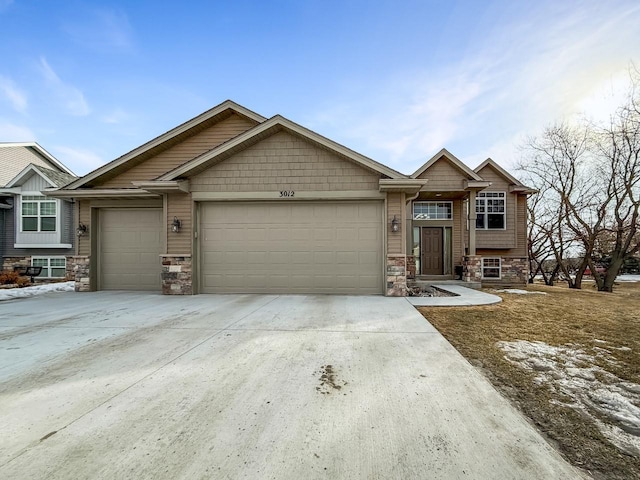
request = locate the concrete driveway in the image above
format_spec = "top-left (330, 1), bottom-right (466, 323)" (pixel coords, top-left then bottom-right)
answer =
top-left (0, 292), bottom-right (582, 479)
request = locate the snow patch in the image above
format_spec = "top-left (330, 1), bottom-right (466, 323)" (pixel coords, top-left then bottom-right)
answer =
top-left (617, 275), bottom-right (640, 283)
top-left (497, 339), bottom-right (640, 457)
top-left (0, 282), bottom-right (75, 301)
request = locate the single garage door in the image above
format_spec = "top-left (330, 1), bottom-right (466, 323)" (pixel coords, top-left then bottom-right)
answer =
top-left (200, 201), bottom-right (383, 294)
top-left (99, 208), bottom-right (163, 290)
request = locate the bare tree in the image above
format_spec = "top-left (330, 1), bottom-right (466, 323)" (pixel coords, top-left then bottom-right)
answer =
top-left (519, 66), bottom-right (640, 292)
top-left (589, 70), bottom-right (640, 291)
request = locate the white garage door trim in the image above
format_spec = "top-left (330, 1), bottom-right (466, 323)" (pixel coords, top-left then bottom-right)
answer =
top-left (98, 208), bottom-right (163, 291)
top-left (199, 201), bottom-right (383, 294)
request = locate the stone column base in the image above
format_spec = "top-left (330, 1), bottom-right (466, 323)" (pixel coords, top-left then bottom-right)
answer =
top-left (69, 256), bottom-right (91, 292)
top-left (161, 255), bottom-right (193, 295)
top-left (463, 255), bottom-right (482, 283)
top-left (386, 254), bottom-right (408, 296)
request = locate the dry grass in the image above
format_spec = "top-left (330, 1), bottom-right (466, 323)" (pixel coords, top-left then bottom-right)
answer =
top-left (419, 281), bottom-right (640, 480)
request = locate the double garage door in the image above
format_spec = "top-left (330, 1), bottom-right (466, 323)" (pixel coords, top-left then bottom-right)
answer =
top-left (200, 201), bottom-right (383, 294)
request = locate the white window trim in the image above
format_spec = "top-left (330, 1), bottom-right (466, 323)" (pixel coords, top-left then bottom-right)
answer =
top-left (481, 257), bottom-right (502, 279)
top-left (476, 192), bottom-right (506, 230)
top-left (31, 256), bottom-right (67, 279)
top-left (413, 201), bottom-right (453, 220)
top-left (19, 192), bottom-right (60, 234)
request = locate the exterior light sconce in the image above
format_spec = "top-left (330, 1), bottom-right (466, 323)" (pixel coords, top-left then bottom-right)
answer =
top-left (171, 216), bottom-right (181, 233)
top-left (76, 223), bottom-right (87, 237)
top-left (391, 215), bottom-right (400, 233)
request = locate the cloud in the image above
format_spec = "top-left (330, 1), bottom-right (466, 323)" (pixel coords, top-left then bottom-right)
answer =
top-left (0, 75), bottom-right (27, 113)
top-left (63, 7), bottom-right (133, 51)
top-left (0, 120), bottom-right (36, 141)
top-left (37, 57), bottom-right (90, 116)
top-left (309, 1), bottom-right (640, 173)
top-left (51, 146), bottom-right (104, 175)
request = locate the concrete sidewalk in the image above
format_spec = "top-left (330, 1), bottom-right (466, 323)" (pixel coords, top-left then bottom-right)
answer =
top-left (406, 284), bottom-right (502, 306)
top-left (0, 292), bottom-right (582, 479)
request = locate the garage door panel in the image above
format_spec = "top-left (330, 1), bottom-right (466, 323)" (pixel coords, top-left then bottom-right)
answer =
top-left (100, 209), bottom-right (162, 291)
top-left (200, 201), bottom-right (382, 294)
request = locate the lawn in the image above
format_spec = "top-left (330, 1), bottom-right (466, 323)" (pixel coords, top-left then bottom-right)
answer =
top-left (419, 280), bottom-right (640, 480)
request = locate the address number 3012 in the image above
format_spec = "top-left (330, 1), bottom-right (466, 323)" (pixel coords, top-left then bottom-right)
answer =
top-left (279, 191), bottom-right (295, 197)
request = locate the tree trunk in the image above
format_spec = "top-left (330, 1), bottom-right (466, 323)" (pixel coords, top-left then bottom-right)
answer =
top-left (600, 256), bottom-right (625, 292)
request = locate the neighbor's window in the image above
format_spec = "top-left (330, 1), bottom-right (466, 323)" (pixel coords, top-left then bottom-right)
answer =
top-left (476, 192), bottom-right (505, 229)
top-left (32, 257), bottom-right (66, 278)
top-left (21, 195), bottom-right (57, 232)
top-left (482, 258), bottom-right (501, 279)
top-left (413, 201), bottom-right (452, 220)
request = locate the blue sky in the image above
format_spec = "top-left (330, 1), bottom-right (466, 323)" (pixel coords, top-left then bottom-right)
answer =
top-left (0, 0), bottom-right (639, 176)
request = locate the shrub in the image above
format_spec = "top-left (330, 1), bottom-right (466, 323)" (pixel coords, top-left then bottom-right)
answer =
top-left (0, 270), bottom-right (20, 285)
top-left (15, 277), bottom-right (31, 287)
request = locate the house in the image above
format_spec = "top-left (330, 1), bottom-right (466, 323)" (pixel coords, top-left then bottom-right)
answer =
top-left (0, 143), bottom-right (77, 278)
top-left (47, 101), bottom-right (534, 296)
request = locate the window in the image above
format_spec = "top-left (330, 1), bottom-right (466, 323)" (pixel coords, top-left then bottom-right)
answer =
top-left (413, 201), bottom-right (452, 220)
top-left (476, 192), bottom-right (505, 229)
top-left (32, 257), bottom-right (66, 278)
top-left (482, 258), bottom-right (501, 279)
top-left (21, 195), bottom-right (57, 232)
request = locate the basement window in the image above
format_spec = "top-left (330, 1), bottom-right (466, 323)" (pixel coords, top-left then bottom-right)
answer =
top-left (482, 258), bottom-right (501, 279)
top-left (32, 257), bottom-right (66, 278)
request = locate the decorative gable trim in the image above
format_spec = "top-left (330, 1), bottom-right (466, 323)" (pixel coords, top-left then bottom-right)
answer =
top-left (62, 100), bottom-right (267, 190)
top-left (411, 148), bottom-right (484, 181)
top-left (158, 115), bottom-right (406, 181)
top-left (474, 158), bottom-right (536, 194)
top-left (6, 164), bottom-right (59, 188)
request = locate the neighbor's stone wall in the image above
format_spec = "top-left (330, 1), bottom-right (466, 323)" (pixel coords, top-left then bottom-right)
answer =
top-left (2, 256), bottom-right (30, 271)
top-left (69, 256), bottom-right (91, 292)
top-left (463, 255), bottom-right (482, 283)
top-left (387, 254), bottom-right (408, 296)
top-left (161, 255), bottom-right (192, 295)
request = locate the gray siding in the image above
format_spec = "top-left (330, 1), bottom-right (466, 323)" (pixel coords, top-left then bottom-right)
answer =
top-left (22, 173), bottom-right (51, 193)
top-left (4, 196), bottom-right (74, 258)
top-left (0, 206), bottom-right (8, 258)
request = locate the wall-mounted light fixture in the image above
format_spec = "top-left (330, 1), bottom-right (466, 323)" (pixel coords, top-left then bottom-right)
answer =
top-left (171, 216), bottom-right (181, 233)
top-left (76, 223), bottom-right (87, 237)
top-left (391, 215), bottom-right (400, 233)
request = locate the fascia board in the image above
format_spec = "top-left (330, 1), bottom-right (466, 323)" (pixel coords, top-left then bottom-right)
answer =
top-left (64, 100), bottom-right (267, 190)
top-left (161, 115), bottom-right (405, 181)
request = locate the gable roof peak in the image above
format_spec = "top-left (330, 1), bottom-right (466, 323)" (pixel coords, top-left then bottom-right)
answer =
top-left (474, 158), bottom-right (524, 186)
top-left (158, 113), bottom-right (407, 181)
top-left (63, 99), bottom-right (268, 190)
top-left (411, 148), bottom-right (483, 181)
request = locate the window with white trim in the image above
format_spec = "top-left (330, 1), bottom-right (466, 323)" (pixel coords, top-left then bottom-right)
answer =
top-left (21, 195), bottom-right (57, 232)
top-left (413, 201), bottom-right (452, 220)
top-left (32, 257), bottom-right (66, 278)
top-left (476, 192), bottom-right (505, 229)
top-left (482, 258), bottom-right (501, 279)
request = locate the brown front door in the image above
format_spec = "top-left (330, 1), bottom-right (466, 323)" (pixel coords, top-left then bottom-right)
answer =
top-left (421, 227), bottom-right (443, 275)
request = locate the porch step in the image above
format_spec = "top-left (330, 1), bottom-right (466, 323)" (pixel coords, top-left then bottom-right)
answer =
top-left (409, 279), bottom-right (482, 290)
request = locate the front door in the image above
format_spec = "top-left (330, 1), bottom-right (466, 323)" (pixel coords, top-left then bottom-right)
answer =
top-left (421, 227), bottom-right (443, 275)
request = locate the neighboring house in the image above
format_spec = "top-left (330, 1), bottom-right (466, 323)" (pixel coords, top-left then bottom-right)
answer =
top-left (0, 143), bottom-right (77, 279)
top-left (48, 101), bottom-right (534, 296)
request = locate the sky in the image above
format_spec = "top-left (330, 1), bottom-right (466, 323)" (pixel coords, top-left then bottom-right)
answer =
top-left (0, 0), bottom-right (639, 177)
